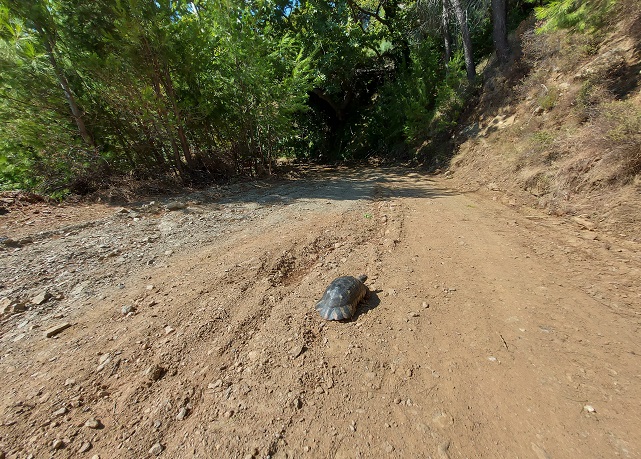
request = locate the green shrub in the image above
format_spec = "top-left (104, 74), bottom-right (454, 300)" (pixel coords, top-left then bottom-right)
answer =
top-left (535, 0), bottom-right (615, 34)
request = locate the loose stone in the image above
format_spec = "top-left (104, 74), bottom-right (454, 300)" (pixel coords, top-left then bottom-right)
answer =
top-left (149, 443), bottom-right (164, 455)
top-left (84, 418), bottom-right (103, 429)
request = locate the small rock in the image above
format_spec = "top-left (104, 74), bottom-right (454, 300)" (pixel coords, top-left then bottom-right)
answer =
top-left (149, 443), bottom-right (164, 455)
top-left (408, 312), bottom-right (419, 317)
top-left (145, 364), bottom-right (166, 382)
top-left (52, 407), bottom-right (67, 417)
top-left (208, 379), bottom-right (223, 389)
top-left (176, 406), bottom-right (189, 421)
top-left (0, 297), bottom-right (12, 313)
top-left (164, 326), bottom-right (175, 335)
top-left (165, 201), bottom-right (187, 211)
top-left (422, 302), bottom-right (429, 309)
top-left (84, 418), bottom-right (103, 429)
top-left (294, 398), bottom-right (303, 410)
top-left (121, 305), bottom-right (136, 315)
top-left (31, 290), bottom-right (52, 305)
top-left (290, 344), bottom-right (306, 359)
top-left (52, 439), bottom-right (65, 450)
top-left (223, 410), bottom-right (234, 418)
top-left (91, 455), bottom-right (100, 459)
top-left (98, 353), bottom-right (111, 365)
top-left (78, 442), bottom-right (92, 453)
top-left (12, 302), bottom-right (27, 313)
top-left (583, 405), bottom-right (596, 413)
top-left (384, 442), bottom-right (395, 453)
top-left (44, 323), bottom-right (71, 338)
top-left (64, 378), bottom-right (76, 386)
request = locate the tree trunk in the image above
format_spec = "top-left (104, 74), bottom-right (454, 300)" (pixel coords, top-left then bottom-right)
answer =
top-left (442, 0), bottom-right (452, 65)
top-left (161, 64), bottom-right (196, 169)
top-left (450, 0), bottom-right (476, 81)
top-left (41, 34), bottom-right (96, 148)
top-left (491, 0), bottom-right (510, 63)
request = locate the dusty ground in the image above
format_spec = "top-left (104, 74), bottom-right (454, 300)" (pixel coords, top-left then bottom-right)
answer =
top-left (0, 166), bottom-right (640, 458)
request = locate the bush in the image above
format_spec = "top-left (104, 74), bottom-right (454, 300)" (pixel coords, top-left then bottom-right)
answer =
top-left (535, 0), bottom-right (615, 34)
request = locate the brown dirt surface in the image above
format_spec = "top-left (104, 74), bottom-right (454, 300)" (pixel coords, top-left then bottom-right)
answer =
top-left (1, 167), bottom-right (640, 458)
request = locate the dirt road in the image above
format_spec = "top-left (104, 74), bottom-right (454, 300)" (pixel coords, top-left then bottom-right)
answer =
top-left (1, 167), bottom-right (640, 458)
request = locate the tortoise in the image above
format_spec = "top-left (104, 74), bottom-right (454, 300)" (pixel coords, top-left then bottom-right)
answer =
top-left (315, 274), bottom-right (368, 320)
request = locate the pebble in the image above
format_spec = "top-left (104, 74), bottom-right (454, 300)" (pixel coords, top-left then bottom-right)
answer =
top-left (0, 297), bottom-right (12, 313)
top-left (121, 305), bottom-right (135, 315)
top-left (52, 407), bottom-right (67, 417)
top-left (52, 439), bottom-right (65, 450)
top-left (145, 364), bottom-right (166, 382)
top-left (164, 326), bottom-right (175, 335)
top-left (91, 455), bottom-right (100, 459)
top-left (44, 323), bottom-right (71, 338)
top-left (384, 443), bottom-right (395, 453)
top-left (176, 406), bottom-right (189, 421)
top-left (165, 201), bottom-right (187, 211)
top-left (583, 405), bottom-right (596, 413)
top-left (223, 410), bottom-right (234, 418)
top-left (294, 398), bottom-right (303, 410)
top-left (290, 344), bottom-right (305, 359)
top-left (84, 418), bottom-right (103, 429)
top-left (31, 290), bottom-right (52, 305)
top-left (208, 379), bottom-right (223, 389)
top-left (78, 442), bottom-right (92, 453)
top-left (149, 442), bottom-right (164, 455)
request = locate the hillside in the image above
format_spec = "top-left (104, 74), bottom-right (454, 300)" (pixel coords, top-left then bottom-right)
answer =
top-left (447, 1), bottom-right (641, 240)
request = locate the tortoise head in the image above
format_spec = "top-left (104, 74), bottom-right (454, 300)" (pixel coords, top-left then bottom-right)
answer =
top-left (357, 274), bottom-right (367, 283)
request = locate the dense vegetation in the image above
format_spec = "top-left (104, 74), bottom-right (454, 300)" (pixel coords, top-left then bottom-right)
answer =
top-left (0, 0), bottom-right (598, 194)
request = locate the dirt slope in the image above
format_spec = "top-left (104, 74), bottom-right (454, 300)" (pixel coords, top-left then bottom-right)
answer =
top-left (0, 167), bottom-right (640, 458)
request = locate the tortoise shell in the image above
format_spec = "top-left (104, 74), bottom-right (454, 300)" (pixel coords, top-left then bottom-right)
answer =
top-left (315, 274), bottom-right (368, 320)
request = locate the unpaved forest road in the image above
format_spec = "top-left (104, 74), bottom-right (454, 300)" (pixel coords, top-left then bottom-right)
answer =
top-left (1, 167), bottom-right (640, 459)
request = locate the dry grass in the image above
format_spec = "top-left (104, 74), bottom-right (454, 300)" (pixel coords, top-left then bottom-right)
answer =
top-left (449, 1), bottom-right (641, 229)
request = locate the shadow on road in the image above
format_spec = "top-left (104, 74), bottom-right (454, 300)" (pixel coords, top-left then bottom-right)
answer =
top-left (352, 289), bottom-right (381, 320)
top-left (214, 166), bottom-right (457, 207)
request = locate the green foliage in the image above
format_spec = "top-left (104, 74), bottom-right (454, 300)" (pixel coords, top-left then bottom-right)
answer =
top-left (0, 0), bottom-right (493, 191)
top-left (535, 0), bottom-right (615, 34)
top-left (538, 85), bottom-right (559, 110)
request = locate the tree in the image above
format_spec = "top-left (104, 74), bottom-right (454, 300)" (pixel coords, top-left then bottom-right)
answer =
top-left (449, 0), bottom-right (476, 80)
top-left (492, 0), bottom-right (510, 62)
top-left (2, 0), bottom-right (96, 149)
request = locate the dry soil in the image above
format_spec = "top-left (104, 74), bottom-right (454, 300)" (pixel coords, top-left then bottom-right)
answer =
top-left (0, 167), bottom-right (640, 458)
